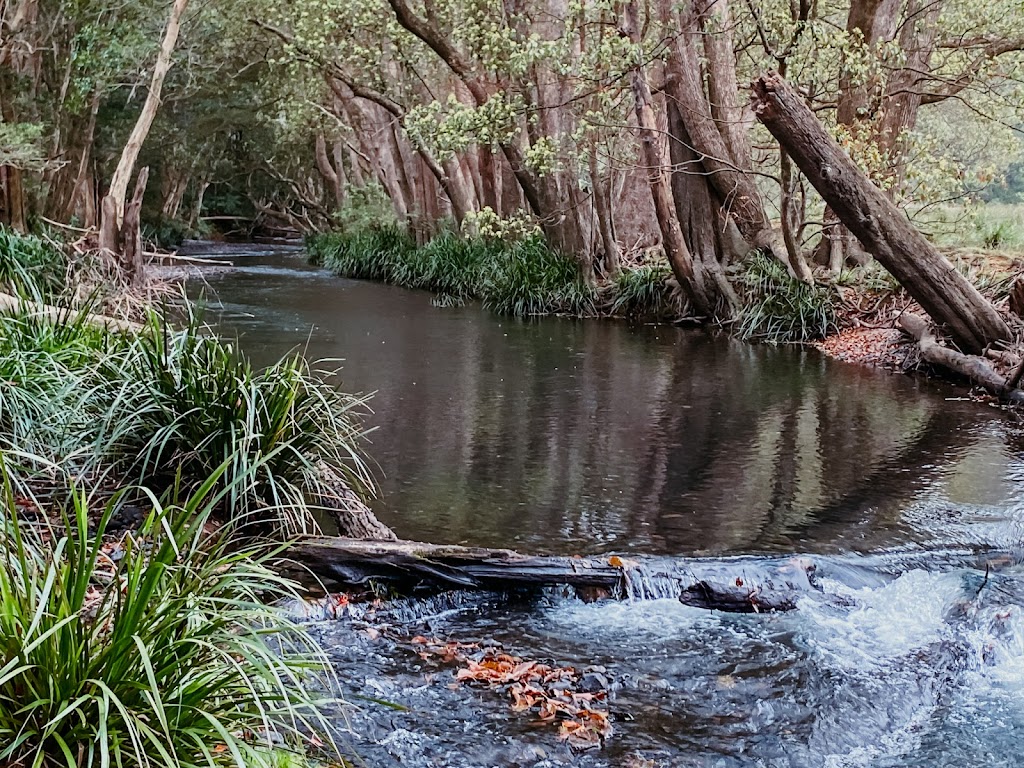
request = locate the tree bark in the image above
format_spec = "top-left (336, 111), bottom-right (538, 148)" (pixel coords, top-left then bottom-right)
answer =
top-left (700, 0), bottom-right (751, 170)
top-left (314, 133), bottom-right (342, 211)
top-left (100, 0), bottom-right (189, 253)
top-left (662, 0), bottom-right (813, 282)
top-left (899, 313), bottom-right (1024, 402)
top-left (120, 167), bottom-right (149, 284)
top-left (624, 0), bottom-right (713, 316)
top-left (752, 72), bottom-right (1010, 353)
top-left (279, 536), bottom-right (818, 612)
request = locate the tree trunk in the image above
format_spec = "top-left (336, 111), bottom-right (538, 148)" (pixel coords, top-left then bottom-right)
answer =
top-left (899, 313), bottom-right (1024, 402)
top-left (100, 0), bottom-right (189, 254)
top-left (665, 99), bottom-right (739, 313)
top-left (315, 133), bottom-right (342, 210)
top-left (661, 0), bottom-right (813, 281)
top-left (624, 0), bottom-right (713, 316)
top-left (279, 536), bottom-right (818, 613)
top-left (589, 146), bottom-right (620, 277)
top-left (0, 167), bottom-right (27, 232)
top-left (187, 179), bottom-right (210, 229)
top-left (752, 72), bottom-right (1009, 353)
top-left (121, 167), bottom-right (149, 284)
top-left (700, 0), bottom-right (751, 170)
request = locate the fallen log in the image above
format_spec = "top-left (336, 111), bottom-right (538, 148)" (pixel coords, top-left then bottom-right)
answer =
top-left (0, 291), bottom-right (142, 333)
top-left (278, 537), bottom-right (820, 613)
top-left (899, 313), bottom-right (1024, 404)
top-left (751, 72), bottom-right (1010, 354)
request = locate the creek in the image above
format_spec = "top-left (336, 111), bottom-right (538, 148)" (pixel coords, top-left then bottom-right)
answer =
top-left (190, 244), bottom-right (1024, 767)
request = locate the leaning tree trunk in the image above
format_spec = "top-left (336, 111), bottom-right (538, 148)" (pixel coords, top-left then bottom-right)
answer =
top-left (99, 0), bottom-right (189, 265)
top-left (752, 72), bottom-right (1010, 353)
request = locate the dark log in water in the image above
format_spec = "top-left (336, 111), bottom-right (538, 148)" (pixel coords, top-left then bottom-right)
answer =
top-left (279, 537), bottom-right (820, 613)
top-left (899, 313), bottom-right (1024, 404)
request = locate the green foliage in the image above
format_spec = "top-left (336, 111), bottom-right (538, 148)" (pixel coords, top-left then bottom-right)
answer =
top-left (102, 313), bottom-right (374, 534)
top-left (0, 228), bottom-right (68, 299)
top-left (0, 232), bottom-right (375, 535)
top-left (737, 252), bottom-right (838, 343)
top-left (0, 121), bottom-right (46, 170)
top-left (0, 304), bottom-right (120, 456)
top-left (142, 218), bottom-right (211, 250)
top-left (310, 227), bottom-right (596, 317)
top-left (483, 238), bottom-right (596, 316)
top-left (0, 461), bottom-right (339, 768)
top-left (972, 206), bottom-right (1024, 250)
top-left (609, 265), bottom-right (679, 320)
top-left (327, 182), bottom-right (396, 238)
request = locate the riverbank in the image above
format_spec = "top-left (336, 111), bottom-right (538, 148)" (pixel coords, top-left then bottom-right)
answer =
top-left (0, 228), bottom-right (396, 768)
top-left (309, 228), bottom-right (1024, 402)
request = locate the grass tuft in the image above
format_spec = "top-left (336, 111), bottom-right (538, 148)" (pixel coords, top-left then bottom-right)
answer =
top-left (737, 252), bottom-right (838, 343)
top-left (310, 227), bottom-right (596, 318)
top-left (0, 457), bottom-right (341, 768)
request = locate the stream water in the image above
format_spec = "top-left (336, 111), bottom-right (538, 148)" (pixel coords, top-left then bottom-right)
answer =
top-left (190, 244), bottom-right (1024, 766)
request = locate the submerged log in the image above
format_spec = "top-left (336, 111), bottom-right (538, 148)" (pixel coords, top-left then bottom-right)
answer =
top-left (751, 72), bottom-right (1010, 354)
top-left (279, 537), bottom-right (820, 613)
top-left (899, 313), bottom-right (1024, 404)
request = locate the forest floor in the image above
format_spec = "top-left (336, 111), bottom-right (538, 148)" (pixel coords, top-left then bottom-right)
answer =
top-left (813, 248), bottom-right (1024, 399)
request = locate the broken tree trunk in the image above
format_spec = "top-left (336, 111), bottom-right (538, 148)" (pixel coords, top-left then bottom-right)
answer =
top-left (120, 167), bottom-right (149, 284)
top-left (99, 0), bottom-right (189, 264)
top-left (899, 313), bottom-right (1024, 403)
top-left (751, 72), bottom-right (1010, 354)
top-left (278, 537), bottom-right (819, 613)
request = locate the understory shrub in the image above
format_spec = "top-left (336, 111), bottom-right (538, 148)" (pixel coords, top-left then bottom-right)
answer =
top-left (737, 252), bottom-right (838, 343)
top-left (102, 314), bottom-right (374, 534)
top-left (0, 238), bottom-right (376, 535)
top-left (0, 227), bottom-right (68, 299)
top-left (0, 460), bottom-right (341, 768)
top-left (610, 265), bottom-right (681, 320)
top-left (310, 227), bottom-right (597, 317)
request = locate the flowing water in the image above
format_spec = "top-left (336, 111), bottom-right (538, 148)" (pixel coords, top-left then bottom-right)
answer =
top-left (190, 244), bottom-right (1024, 766)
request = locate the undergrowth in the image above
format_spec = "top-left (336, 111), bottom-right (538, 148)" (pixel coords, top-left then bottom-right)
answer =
top-left (0, 458), bottom-right (342, 768)
top-left (737, 252), bottom-right (838, 343)
top-left (309, 227), bottom-right (597, 317)
top-left (0, 227), bottom-right (68, 299)
top-left (0, 228), bottom-right (375, 535)
top-left (610, 265), bottom-right (681, 321)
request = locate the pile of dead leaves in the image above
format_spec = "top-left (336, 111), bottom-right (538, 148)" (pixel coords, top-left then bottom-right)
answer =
top-left (411, 636), bottom-right (613, 750)
top-left (813, 327), bottom-right (910, 368)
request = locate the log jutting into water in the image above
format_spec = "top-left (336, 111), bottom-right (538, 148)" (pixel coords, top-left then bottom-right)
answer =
top-left (899, 313), bottom-right (1024, 404)
top-left (279, 537), bottom-right (819, 613)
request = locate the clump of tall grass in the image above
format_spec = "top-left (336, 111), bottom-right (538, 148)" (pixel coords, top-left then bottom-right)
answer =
top-left (0, 250), bottom-right (376, 536)
top-left (0, 459), bottom-right (341, 768)
top-left (100, 313), bottom-right (374, 535)
top-left (737, 252), bottom-right (838, 343)
top-left (310, 228), bottom-right (595, 317)
top-left (0, 226), bottom-right (68, 299)
top-left (0, 313), bottom-right (110, 459)
top-left (609, 265), bottom-right (680, 320)
top-left (483, 238), bottom-right (595, 316)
